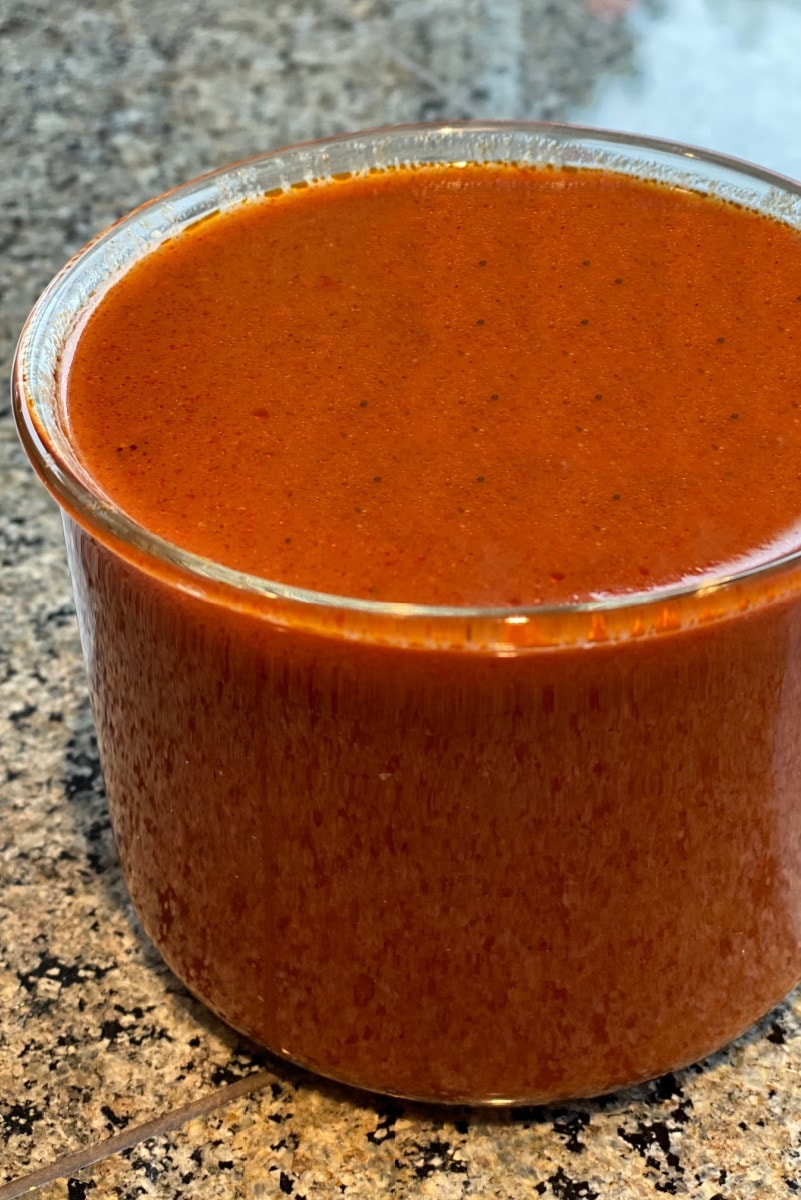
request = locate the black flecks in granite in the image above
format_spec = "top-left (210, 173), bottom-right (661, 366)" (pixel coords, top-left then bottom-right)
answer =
top-left (642, 1071), bottom-right (695, 1127)
top-left (548, 1165), bottom-right (600, 1200)
top-left (270, 1131), bottom-right (301, 1157)
top-left (645, 1072), bottom-right (684, 1104)
top-left (0, 1099), bottom-right (45, 1139)
top-left (399, 1135), bottom-right (469, 1182)
top-left (101, 1103), bottom-right (131, 1132)
top-left (552, 1108), bottom-right (591, 1153)
top-left (8, 701), bottom-right (37, 727)
top-left (208, 1049), bottom-right (271, 1088)
top-left (769, 1020), bottom-right (788, 1045)
top-left (17, 950), bottom-right (113, 998)
top-left (99, 1003), bottom-right (175, 1048)
top-left (367, 1103), bottom-right (401, 1145)
top-left (124, 1140), bottom-right (176, 1190)
top-left (617, 1117), bottom-right (684, 1190)
top-left (67, 1179), bottom-right (97, 1199)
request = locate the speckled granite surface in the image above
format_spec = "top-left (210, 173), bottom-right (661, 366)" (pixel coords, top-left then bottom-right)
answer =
top-left (4, 1), bottom-right (801, 1195)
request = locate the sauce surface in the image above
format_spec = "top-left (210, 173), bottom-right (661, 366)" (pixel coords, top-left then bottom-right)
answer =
top-left (65, 164), bottom-right (801, 606)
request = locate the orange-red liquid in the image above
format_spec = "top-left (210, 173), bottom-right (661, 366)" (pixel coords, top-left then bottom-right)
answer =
top-left (67, 165), bottom-right (801, 605)
top-left (62, 165), bottom-right (801, 1101)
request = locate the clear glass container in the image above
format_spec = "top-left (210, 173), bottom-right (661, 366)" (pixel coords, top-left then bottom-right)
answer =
top-left (13, 122), bottom-right (801, 1104)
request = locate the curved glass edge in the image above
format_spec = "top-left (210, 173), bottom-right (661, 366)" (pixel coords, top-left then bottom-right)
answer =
top-left (13, 120), bottom-right (801, 652)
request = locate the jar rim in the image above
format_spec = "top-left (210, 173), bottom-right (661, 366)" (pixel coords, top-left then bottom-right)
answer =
top-left (14, 119), bottom-right (801, 650)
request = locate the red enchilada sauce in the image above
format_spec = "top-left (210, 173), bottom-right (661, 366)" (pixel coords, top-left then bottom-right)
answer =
top-left (62, 165), bottom-right (801, 1101)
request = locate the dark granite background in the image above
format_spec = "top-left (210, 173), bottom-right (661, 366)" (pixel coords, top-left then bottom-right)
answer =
top-left (3, 1), bottom-right (801, 1195)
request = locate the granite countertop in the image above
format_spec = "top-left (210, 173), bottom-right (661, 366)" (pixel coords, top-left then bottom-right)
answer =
top-left (4, 1), bottom-right (801, 1195)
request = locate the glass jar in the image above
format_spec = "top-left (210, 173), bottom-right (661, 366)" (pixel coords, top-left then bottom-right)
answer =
top-left (14, 122), bottom-right (801, 1103)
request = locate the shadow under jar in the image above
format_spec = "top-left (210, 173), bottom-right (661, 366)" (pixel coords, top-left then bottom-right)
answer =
top-left (14, 122), bottom-right (801, 1104)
